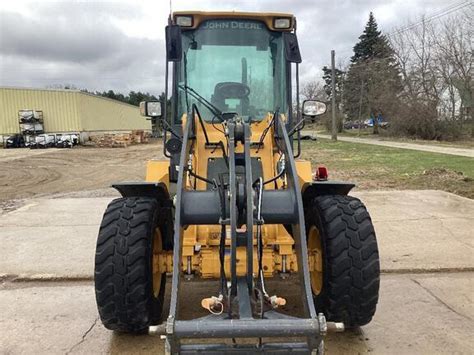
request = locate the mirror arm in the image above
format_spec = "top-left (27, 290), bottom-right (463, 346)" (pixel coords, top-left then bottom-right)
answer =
top-left (162, 58), bottom-right (171, 158)
top-left (293, 61), bottom-right (302, 158)
top-left (161, 117), bottom-right (183, 142)
top-left (288, 116), bottom-right (306, 137)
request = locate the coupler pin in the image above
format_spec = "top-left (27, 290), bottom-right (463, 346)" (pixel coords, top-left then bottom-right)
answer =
top-left (269, 295), bottom-right (287, 308)
top-left (201, 295), bottom-right (224, 315)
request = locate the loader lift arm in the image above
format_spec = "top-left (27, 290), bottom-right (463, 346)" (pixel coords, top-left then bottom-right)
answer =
top-left (165, 113), bottom-right (324, 353)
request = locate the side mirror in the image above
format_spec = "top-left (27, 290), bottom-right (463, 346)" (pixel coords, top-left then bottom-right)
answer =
top-left (283, 32), bottom-right (302, 63)
top-left (302, 100), bottom-right (327, 118)
top-left (166, 25), bottom-right (182, 62)
top-left (140, 101), bottom-right (162, 118)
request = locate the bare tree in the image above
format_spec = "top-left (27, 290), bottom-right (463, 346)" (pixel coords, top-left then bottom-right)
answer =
top-left (431, 13), bottom-right (473, 121)
top-left (388, 9), bottom-right (473, 139)
top-left (301, 80), bottom-right (325, 101)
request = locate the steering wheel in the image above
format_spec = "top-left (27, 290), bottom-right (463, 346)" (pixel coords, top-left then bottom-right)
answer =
top-left (214, 82), bottom-right (250, 99)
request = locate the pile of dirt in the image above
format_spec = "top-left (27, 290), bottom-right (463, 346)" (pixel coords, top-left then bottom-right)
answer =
top-left (422, 168), bottom-right (470, 181)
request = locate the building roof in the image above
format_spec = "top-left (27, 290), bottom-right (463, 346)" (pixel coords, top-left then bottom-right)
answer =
top-left (0, 86), bottom-right (142, 109)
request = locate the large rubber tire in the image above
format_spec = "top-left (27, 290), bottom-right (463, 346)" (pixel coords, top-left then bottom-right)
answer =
top-left (305, 194), bottom-right (380, 327)
top-left (94, 197), bottom-right (171, 333)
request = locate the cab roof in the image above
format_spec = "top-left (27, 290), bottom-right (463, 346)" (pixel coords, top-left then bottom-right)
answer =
top-left (172, 11), bottom-right (296, 31)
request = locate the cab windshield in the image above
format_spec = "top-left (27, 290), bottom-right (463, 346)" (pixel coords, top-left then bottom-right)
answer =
top-left (176, 19), bottom-right (288, 122)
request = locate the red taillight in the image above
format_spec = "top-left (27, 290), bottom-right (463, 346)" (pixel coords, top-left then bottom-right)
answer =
top-left (314, 166), bottom-right (328, 181)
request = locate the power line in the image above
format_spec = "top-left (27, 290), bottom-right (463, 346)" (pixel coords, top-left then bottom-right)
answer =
top-left (331, 2), bottom-right (472, 63)
top-left (389, 0), bottom-right (467, 34)
top-left (388, 0), bottom-right (472, 36)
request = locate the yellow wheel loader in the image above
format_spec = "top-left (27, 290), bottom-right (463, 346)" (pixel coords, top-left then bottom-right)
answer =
top-left (94, 11), bottom-right (380, 353)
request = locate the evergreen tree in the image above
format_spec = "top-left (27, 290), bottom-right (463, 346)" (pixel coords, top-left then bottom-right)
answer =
top-left (127, 91), bottom-right (158, 106)
top-left (322, 66), bottom-right (345, 101)
top-left (322, 66), bottom-right (345, 132)
top-left (351, 12), bottom-right (388, 62)
top-left (343, 12), bottom-right (401, 134)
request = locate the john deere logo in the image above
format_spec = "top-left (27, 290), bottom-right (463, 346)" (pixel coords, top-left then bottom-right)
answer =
top-left (201, 21), bottom-right (263, 30)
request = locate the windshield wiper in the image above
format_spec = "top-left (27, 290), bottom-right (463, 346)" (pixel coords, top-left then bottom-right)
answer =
top-left (178, 85), bottom-right (223, 121)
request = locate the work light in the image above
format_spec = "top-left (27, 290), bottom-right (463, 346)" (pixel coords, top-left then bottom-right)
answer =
top-left (274, 18), bottom-right (291, 29)
top-left (175, 15), bottom-right (193, 27)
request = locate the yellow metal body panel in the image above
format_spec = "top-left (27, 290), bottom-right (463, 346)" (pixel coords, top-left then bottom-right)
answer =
top-left (155, 247), bottom-right (300, 277)
top-left (173, 11), bottom-right (295, 31)
top-left (172, 113), bottom-right (313, 279)
top-left (187, 113), bottom-right (283, 191)
top-left (144, 113), bottom-right (314, 279)
top-left (295, 160), bottom-right (313, 187)
top-left (146, 160), bottom-right (170, 188)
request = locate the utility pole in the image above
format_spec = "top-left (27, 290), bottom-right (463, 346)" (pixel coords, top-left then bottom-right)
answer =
top-left (357, 80), bottom-right (364, 137)
top-left (331, 50), bottom-right (337, 141)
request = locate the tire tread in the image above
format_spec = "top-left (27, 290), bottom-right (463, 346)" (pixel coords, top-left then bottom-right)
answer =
top-left (306, 194), bottom-right (380, 327)
top-left (94, 197), bottom-right (163, 333)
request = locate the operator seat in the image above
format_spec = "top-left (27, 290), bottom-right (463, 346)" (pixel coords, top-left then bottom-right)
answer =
top-left (211, 82), bottom-right (250, 115)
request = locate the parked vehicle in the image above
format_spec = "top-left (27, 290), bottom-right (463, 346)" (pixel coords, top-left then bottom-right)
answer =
top-left (56, 134), bottom-right (79, 148)
top-left (29, 134), bottom-right (56, 149)
top-left (364, 114), bottom-right (385, 127)
top-left (343, 120), bottom-right (366, 129)
top-left (4, 134), bottom-right (25, 148)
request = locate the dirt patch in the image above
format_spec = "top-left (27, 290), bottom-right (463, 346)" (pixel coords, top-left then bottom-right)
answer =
top-left (0, 199), bottom-right (25, 214)
top-left (0, 141), bottom-right (164, 202)
top-left (0, 148), bottom-right (62, 163)
top-left (2, 139), bottom-right (473, 202)
top-left (422, 168), bottom-right (471, 181)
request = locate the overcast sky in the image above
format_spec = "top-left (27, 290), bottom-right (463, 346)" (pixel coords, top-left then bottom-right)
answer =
top-left (0, 0), bottom-right (457, 96)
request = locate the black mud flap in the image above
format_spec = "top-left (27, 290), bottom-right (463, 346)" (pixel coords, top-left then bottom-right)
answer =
top-left (302, 181), bottom-right (355, 206)
top-left (112, 182), bottom-right (170, 201)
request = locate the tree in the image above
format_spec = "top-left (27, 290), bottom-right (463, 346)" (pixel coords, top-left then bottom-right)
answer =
top-left (344, 12), bottom-right (401, 134)
top-left (351, 13), bottom-right (386, 62)
top-left (322, 66), bottom-right (344, 101)
top-left (86, 90), bottom-right (157, 106)
top-left (322, 66), bottom-right (345, 132)
top-left (298, 80), bottom-right (326, 123)
top-left (46, 84), bottom-right (78, 90)
top-left (301, 80), bottom-right (325, 101)
top-left (388, 10), bottom-right (472, 140)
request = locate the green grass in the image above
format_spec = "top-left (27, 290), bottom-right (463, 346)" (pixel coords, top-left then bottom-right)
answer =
top-left (301, 139), bottom-right (474, 199)
top-left (318, 128), bottom-right (474, 148)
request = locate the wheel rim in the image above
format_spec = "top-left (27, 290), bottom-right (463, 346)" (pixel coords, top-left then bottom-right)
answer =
top-left (308, 225), bottom-right (323, 295)
top-left (152, 227), bottom-right (163, 298)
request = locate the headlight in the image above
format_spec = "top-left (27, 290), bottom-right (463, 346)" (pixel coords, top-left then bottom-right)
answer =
top-left (175, 16), bottom-right (193, 27)
top-left (274, 18), bottom-right (291, 29)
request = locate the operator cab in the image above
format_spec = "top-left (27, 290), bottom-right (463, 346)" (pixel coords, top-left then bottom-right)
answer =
top-left (140, 12), bottom-right (325, 182)
top-left (174, 14), bottom-right (294, 124)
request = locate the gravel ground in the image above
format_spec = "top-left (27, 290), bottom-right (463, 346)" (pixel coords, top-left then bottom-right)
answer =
top-left (0, 141), bottom-right (164, 203)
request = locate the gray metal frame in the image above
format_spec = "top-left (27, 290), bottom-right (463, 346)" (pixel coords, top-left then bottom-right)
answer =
top-left (164, 115), bottom-right (323, 353)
